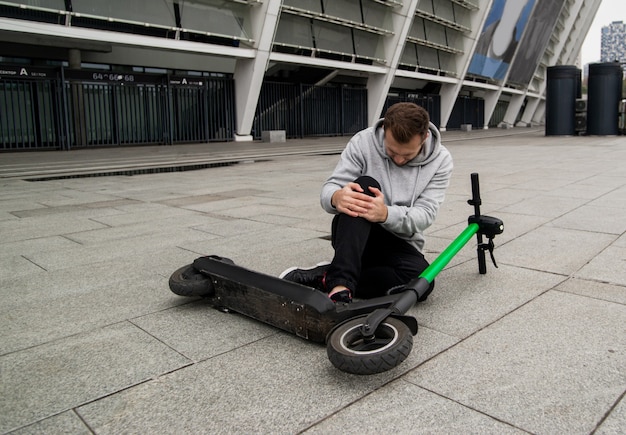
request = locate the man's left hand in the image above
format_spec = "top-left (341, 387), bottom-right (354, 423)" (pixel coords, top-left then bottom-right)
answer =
top-left (360, 187), bottom-right (388, 223)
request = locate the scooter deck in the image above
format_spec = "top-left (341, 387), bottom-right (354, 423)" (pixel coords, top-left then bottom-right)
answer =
top-left (193, 256), bottom-right (342, 342)
top-left (192, 256), bottom-right (418, 342)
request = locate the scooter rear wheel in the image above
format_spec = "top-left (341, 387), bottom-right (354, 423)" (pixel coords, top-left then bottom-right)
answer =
top-left (169, 264), bottom-right (214, 297)
top-left (327, 316), bottom-right (412, 375)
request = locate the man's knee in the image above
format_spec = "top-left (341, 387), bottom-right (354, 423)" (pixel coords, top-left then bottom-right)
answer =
top-left (354, 176), bottom-right (381, 197)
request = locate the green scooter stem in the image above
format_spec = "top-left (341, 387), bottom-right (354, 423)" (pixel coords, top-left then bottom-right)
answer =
top-left (397, 222), bottom-right (479, 307)
top-left (407, 223), bottom-right (480, 288)
top-left (419, 222), bottom-right (480, 284)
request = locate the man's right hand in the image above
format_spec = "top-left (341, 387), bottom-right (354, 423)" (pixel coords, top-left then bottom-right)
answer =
top-left (331, 183), bottom-right (375, 218)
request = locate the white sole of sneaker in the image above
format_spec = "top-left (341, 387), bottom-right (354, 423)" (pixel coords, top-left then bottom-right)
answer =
top-left (278, 261), bottom-right (330, 279)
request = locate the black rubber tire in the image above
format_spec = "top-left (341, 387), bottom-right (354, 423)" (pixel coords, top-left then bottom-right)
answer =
top-left (168, 263), bottom-right (214, 297)
top-left (327, 316), bottom-right (413, 375)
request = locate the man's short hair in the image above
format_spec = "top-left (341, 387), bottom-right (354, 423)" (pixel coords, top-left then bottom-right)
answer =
top-left (383, 102), bottom-right (430, 144)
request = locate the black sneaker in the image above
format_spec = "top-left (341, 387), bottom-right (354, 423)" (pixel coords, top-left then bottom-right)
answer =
top-left (279, 262), bottom-right (330, 291)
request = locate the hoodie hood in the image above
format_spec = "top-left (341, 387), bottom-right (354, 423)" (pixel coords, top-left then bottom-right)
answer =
top-left (372, 118), bottom-right (442, 166)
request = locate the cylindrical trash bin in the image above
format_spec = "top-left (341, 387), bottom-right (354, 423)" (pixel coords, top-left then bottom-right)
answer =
top-left (545, 65), bottom-right (581, 136)
top-left (587, 62), bottom-right (623, 135)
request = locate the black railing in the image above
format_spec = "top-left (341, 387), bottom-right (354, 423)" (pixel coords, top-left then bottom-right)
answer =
top-left (254, 82), bottom-right (368, 139)
top-left (0, 65), bottom-right (236, 150)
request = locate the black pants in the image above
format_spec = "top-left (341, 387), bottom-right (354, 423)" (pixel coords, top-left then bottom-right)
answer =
top-left (325, 176), bottom-right (433, 299)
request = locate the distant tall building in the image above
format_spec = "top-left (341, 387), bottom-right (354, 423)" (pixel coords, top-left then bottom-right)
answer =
top-left (601, 21), bottom-right (626, 71)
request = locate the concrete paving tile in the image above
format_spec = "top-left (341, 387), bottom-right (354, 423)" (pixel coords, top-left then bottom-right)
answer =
top-left (498, 194), bottom-right (587, 219)
top-left (76, 329), bottom-right (456, 434)
top-left (589, 187), bottom-right (626, 210)
top-left (403, 291), bottom-right (626, 435)
top-left (89, 203), bottom-right (207, 227)
top-left (511, 176), bottom-right (577, 192)
top-left (0, 211), bottom-right (20, 222)
top-left (214, 203), bottom-right (287, 219)
top-left (303, 379), bottom-right (526, 434)
top-left (429, 198), bottom-right (478, 228)
top-left (246, 213), bottom-right (306, 226)
top-left (577, 175), bottom-right (626, 189)
top-left (256, 236), bottom-right (334, 276)
top-left (290, 210), bottom-right (334, 233)
top-left (575, 246), bottom-right (626, 287)
top-left (0, 322), bottom-right (190, 434)
top-left (9, 411), bottom-right (91, 435)
top-left (0, 254), bottom-right (46, 280)
top-left (10, 204), bottom-right (127, 219)
top-left (496, 226), bottom-right (616, 276)
top-left (554, 277), bottom-right (626, 305)
top-left (0, 264), bottom-right (182, 355)
top-left (22, 228), bottom-right (219, 272)
top-left (193, 217), bottom-right (274, 237)
top-left (0, 215), bottom-right (108, 244)
top-left (595, 394), bottom-right (626, 435)
top-left (35, 191), bottom-right (129, 207)
top-left (542, 181), bottom-right (619, 200)
top-left (131, 300), bottom-right (279, 362)
top-left (179, 226), bottom-right (328, 267)
top-left (614, 234), bottom-right (626, 248)
top-left (66, 214), bottom-right (223, 245)
top-left (549, 204), bottom-right (626, 235)
top-left (481, 187), bottom-right (538, 206)
top-left (408, 262), bottom-right (564, 339)
top-left (0, 198), bottom-right (48, 213)
top-left (180, 196), bottom-right (270, 214)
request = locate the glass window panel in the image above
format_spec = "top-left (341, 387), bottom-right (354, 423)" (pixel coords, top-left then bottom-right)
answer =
top-left (72, 0), bottom-right (175, 27)
top-left (416, 45), bottom-right (439, 70)
top-left (312, 21), bottom-right (353, 54)
top-left (446, 28), bottom-right (463, 51)
top-left (433, 0), bottom-right (455, 22)
top-left (5, 0), bottom-right (65, 9)
top-left (424, 21), bottom-right (447, 46)
top-left (416, 0), bottom-right (434, 15)
top-left (283, 0), bottom-right (322, 13)
top-left (179, 0), bottom-right (251, 39)
top-left (362, 2), bottom-right (388, 29)
top-left (409, 17), bottom-right (426, 40)
top-left (353, 29), bottom-right (381, 59)
top-left (322, 0), bottom-right (361, 23)
top-left (275, 14), bottom-right (313, 47)
top-left (400, 43), bottom-right (418, 65)
top-left (438, 51), bottom-right (455, 72)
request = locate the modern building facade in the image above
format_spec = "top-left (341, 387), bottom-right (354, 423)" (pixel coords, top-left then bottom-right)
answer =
top-left (601, 20), bottom-right (626, 70)
top-left (0, 0), bottom-right (603, 150)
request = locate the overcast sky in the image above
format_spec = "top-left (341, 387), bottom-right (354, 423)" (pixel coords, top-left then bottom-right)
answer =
top-left (580, 0), bottom-right (625, 65)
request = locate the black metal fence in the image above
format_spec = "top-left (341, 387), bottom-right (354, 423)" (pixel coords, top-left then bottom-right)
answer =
top-left (0, 65), bottom-right (236, 151)
top-left (448, 96), bottom-right (485, 129)
top-left (253, 82), bottom-right (368, 139)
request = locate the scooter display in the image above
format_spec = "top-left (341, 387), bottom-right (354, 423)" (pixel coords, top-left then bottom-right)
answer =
top-left (168, 173), bottom-right (503, 375)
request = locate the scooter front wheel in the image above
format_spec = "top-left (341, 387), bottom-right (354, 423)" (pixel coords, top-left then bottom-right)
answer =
top-left (327, 316), bottom-right (412, 375)
top-left (168, 264), bottom-right (214, 297)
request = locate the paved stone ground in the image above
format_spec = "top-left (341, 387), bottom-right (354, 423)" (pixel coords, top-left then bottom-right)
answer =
top-left (1, 130), bottom-right (625, 434)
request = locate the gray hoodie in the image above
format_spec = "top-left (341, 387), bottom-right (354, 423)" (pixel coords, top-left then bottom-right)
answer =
top-left (320, 119), bottom-right (453, 253)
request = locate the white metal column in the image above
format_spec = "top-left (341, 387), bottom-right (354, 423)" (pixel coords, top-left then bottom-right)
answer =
top-left (232, 0), bottom-right (282, 141)
top-left (367, 0), bottom-right (420, 125)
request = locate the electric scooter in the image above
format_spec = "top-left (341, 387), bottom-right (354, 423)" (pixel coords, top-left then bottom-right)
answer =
top-left (168, 173), bottom-right (503, 375)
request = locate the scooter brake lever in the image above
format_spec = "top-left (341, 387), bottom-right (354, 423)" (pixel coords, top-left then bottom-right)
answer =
top-left (479, 238), bottom-right (498, 268)
top-left (487, 238), bottom-right (498, 268)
